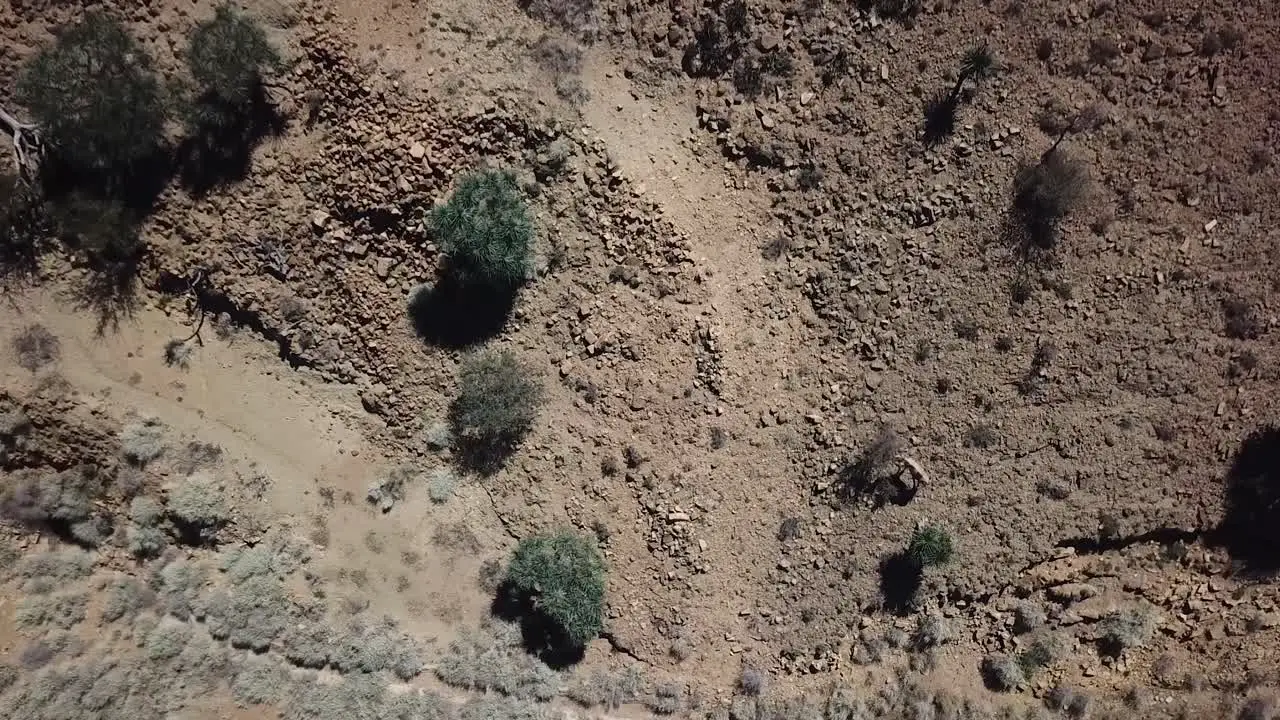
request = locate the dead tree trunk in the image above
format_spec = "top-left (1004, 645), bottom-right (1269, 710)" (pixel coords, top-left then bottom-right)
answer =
top-left (0, 106), bottom-right (44, 183)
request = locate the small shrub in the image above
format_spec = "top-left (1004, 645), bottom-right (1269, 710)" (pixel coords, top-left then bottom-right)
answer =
top-left (146, 617), bottom-right (195, 660)
top-left (505, 531), bottom-right (606, 649)
top-left (436, 624), bottom-right (559, 699)
top-left (907, 526), bottom-right (954, 567)
top-left (966, 422), bottom-right (1000, 449)
top-left (478, 558), bottom-right (505, 594)
top-left (839, 425), bottom-right (904, 501)
top-left (1013, 602), bottom-right (1045, 633)
top-left (646, 682), bottom-right (684, 715)
top-left (367, 465), bottom-right (415, 512)
top-left (0, 664), bottom-right (15, 694)
top-left (1098, 606), bottom-right (1156, 656)
top-left (738, 666), bottom-right (766, 696)
top-left (1011, 150), bottom-right (1090, 255)
top-left (981, 654), bottom-right (1025, 691)
top-left (16, 12), bottom-right (168, 185)
top-left (954, 317), bottom-right (980, 340)
top-left (330, 615), bottom-right (424, 679)
top-left (431, 169), bottom-right (534, 292)
top-left (1223, 298), bottom-right (1263, 340)
top-left (0, 465), bottom-right (108, 541)
top-left (423, 420), bottom-right (454, 451)
top-left (16, 548), bottom-right (95, 585)
top-left (566, 666), bottom-right (645, 708)
top-left (120, 417), bottom-right (167, 465)
top-left (15, 592), bottom-right (89, 630)
top-left (459, 696), bottom-right (552, 720)
top-left (450, 351), bottom-right (544, 472)
top-left (280, 622), bottom-right (333, 669)
top-left (231, 655), bottom-right (291, 706)
top-left (912, 613), bottom-right (950, 649)
top-left (129, 525), bottom-right (169, 558)
top-left (167, 472), bottom-right (229, 541)
top-left (19, 639), bottom-right (62, 669)
top-left (1047, 686), bottom-right (1093, 718)
top-left (11, 325), bottom-right (60, 371)
top-left (519, 0), bottom-right (597, 40)
top-left (101, 576), bottom-right (155, 623)
top-left (428, 467), bottom-right (458, 504)
top-left (200, 574), bottom-right (293, 651)
top-left (153, 558), bottom-right (209, 620)
top-left (710, 426), bottom-right (729, 450)
top-left (1018, 632), bottom-right (1067, 676)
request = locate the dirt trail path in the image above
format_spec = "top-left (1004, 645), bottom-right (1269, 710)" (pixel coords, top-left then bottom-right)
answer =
top-left (0, 288), bottom-right (501, 642)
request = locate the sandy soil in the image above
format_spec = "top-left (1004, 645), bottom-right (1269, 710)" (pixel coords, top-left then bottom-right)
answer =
top-left (2, 0), bottom-right (1279, 717)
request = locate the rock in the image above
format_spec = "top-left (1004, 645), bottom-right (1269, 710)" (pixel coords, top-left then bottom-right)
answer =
top-left (760, 113), bottom-right (776, 130)
top-left (1047, 582), bottom-right (1100, 603)
top-left (800, 91), bottom-right (815, 106)
top-left (311, 210), bottom-right (329, 231)
top-left (0, 409), bottom-right (30, 437)
top-left (374, 257), bottom-right (394, 279)
top-left (1142, 42), bottom-right (1165, 61)
top-left (360, 388), bottom-right (386, 415)
top-left (409, 142), bottom-right (426, 159)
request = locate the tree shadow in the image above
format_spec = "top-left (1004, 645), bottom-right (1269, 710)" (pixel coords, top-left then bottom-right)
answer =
top-left (73, 262), bottom-right (140, 334)
top-left (490, 580), bottom-right (587, 669)
top-left (922, 92), bottom-right (958, 147)
top-left (179, 87), bottom-right (285, 195)
top-left (1218, 426), bottom-right (1280, 575)
top-left (0, 176), bottom-right (50, 288)
top-left (450, 429), bottom-right (521, 477)
top-left (878, 551), bottom-right (923, 615)
top-left (407, 274), bottom-right (516, 349)
top-left (38, 148), bottom-right (174, 220)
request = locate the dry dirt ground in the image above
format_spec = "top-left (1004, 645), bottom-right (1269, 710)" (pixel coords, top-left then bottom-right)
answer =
top-left (2, 0), bottom-right (1279, 718)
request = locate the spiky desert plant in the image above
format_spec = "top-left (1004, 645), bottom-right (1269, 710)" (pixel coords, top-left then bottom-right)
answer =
top-left (185, 4), bottom-right (282, 127)
top-left (506, 531), bottom-right (606, 648)
top-left (16, 12), bottom-right (167, 187)
top-left (907, 526), bottom-right (954, 568)
top-left (950, 43), bottom-right (997, 101)
top-left (432, 169), bottom-right (534, 292)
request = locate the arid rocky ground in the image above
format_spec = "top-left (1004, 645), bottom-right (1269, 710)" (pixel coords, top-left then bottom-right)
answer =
top-left (1, 0), bottom-right (1279, 718)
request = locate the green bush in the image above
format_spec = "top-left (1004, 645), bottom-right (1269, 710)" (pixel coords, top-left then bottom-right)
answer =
top-left (505, 531), bottom-right (606, 649)
top-left (431, 170), bottom-right (534, 292)
top-left (16, 12), bottom-right (168, 185)
top-left (185, 5), bottom-right (281, 129)
top-left (906, 526), bottom-right (954, 567)
top-left (450, 351), bottom-right (544, 471)
top-left (187, 6), bottom-right (281, 106)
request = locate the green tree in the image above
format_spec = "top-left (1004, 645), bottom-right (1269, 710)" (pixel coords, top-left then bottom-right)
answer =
top-left (185, 4), bottom-right (282, 129)
top-left (16, 12), bottom-right (167, 187)
top-left (506, 532), bottom-right (606, 648)
top-left (907, 526), bottom-right (954, 568)
top-left (431, 170), bottom-right (534, 292)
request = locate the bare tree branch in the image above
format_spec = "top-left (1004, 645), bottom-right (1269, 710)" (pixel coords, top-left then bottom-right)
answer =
top-left (0, 106), bottom-right (44, 183)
